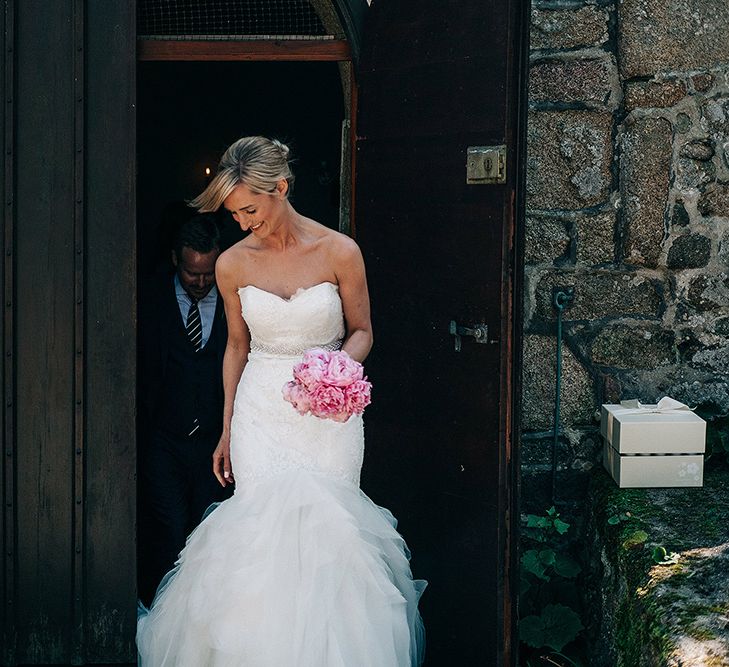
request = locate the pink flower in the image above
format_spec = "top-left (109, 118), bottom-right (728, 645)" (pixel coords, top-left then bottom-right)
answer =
top-left (323, 351), bottom-right (364, 387)
top-left (282, 381), bottom-right (311, 415)
top-left (293, 351), bottom-right (329, 391)
top-left (328, 410), bottom-right (352, 423)
top-left (283, 348), bottom-right (372, 423)
top-left (344, 379), bottom-right (372, 415)
top-left (302, 348), bottom-right (333, 365)
top-left (309, 384), bottom-right (346, 417)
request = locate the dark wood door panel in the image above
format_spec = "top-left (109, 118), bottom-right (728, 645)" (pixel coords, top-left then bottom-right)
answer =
top-left (2, 1), bottom-right (137, 663)
top-left (357, 61), bottom-right (508, 139)
top-left (357, 136), bottom-right (503, 501)
top-left (362, 0), bottom-right (509, 67)
top-left (356, 1), bottom-right (522, 662)
top-left (84, 1), bottom-right (137, 661)
top-left (12, 0), bottom-right (76, 659)
top-left (357, 137), bottom-right (507, 662)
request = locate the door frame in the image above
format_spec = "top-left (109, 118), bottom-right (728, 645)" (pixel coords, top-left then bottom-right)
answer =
top-left (137, 33), bottom-right (358, 235)
top-left (135, 0), bottom-right (529, 661)
top-left (138, 39), bottom-right (351, 62)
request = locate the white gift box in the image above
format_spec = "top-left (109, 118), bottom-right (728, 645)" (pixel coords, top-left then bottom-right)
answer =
top-left (601, 397), bottom-right (706, 488)
top-left (601, 398), bottom-right (706, 454)
top-left (602, 444), bottom-right (704, 488)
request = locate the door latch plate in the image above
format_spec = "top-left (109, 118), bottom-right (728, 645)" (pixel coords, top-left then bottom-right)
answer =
top-left (449, 320), bottom-right (489, 352)
top-left (466, 145), bottom-right (507, 184)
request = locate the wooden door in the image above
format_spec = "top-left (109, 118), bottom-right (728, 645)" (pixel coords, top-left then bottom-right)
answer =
top-left (1, 1), bottom-right (136, 663)
top-left (355, 1), bottom-right (527, 663)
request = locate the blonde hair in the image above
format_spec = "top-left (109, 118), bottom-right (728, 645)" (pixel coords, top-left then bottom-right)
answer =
top-left (190, 136), bottom-right (294, 212)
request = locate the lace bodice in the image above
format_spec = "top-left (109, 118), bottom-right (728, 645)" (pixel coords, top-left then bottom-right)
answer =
top-left (238, 282), bottom-right (345, 357)
top-left (231, 281), bottom-right (363, 487)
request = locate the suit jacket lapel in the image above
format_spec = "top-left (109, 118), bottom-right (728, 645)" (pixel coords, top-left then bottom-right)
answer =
top-left (213, 293), bottom-right (227, 366)
top-left (160, 275), bottom-right (180, 372)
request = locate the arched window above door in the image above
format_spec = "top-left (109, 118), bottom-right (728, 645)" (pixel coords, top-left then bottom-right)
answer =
top-left (137, 0), bottom-right (337, 40)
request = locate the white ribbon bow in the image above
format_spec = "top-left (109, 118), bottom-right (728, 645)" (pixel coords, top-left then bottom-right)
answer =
top-left (617, 396), bottom-right (693, 414)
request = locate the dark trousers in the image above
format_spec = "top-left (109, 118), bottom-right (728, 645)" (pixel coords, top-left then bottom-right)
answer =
top-left (137, 427), bottom-right (232, 606)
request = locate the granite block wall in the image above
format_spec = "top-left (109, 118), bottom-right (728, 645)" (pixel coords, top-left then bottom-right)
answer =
top-left (523, 0), bottom-right (729, 511)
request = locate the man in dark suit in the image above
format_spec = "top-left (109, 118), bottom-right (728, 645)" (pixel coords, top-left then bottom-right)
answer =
top-left (138, 214), bottom-right (232, 605)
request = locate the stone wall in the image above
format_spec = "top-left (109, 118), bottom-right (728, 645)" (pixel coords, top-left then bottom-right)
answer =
top-left (522, 0), bottom-right (729, 511)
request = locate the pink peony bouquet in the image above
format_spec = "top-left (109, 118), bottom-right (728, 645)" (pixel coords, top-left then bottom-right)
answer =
top-left (282, 348), bottom-right (372, 422)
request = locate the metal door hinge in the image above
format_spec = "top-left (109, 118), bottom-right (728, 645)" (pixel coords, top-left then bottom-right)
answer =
top-left (466, 145), bottom-right (506, 184)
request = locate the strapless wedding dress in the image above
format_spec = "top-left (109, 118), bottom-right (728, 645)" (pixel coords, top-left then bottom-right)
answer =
top-left (137, 281), bottom-right (426, 666)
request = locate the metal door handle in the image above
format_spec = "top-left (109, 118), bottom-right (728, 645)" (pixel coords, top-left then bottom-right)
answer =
top-left (449, 320), bottom-right (489, 352)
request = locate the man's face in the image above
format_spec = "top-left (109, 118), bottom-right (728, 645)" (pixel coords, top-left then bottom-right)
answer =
top-left (173, 246), bottom-right (220, 301)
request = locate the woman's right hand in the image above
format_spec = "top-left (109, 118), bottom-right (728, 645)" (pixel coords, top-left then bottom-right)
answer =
top-left (213, 430), bottom-right (234, 487)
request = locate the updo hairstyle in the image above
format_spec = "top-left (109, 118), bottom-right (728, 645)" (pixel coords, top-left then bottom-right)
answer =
top-left (190, 136), bottom-right (294, 213)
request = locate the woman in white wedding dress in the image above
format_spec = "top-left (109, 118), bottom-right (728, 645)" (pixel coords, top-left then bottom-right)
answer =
top-left (137, 137), bottom-right (425, 666)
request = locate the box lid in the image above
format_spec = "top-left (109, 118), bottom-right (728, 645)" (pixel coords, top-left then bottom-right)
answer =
top-left (601, 400), bottom-right (706, 454)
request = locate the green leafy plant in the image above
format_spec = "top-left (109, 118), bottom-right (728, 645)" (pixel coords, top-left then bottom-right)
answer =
top-left (622, 529), bottom-right (649, 550)
top-left (651, 545), bottom-right (679, 565)
top-left (519, 507), bottom-right (585, 665)
top-left (607, 511), bottom-right (631, 526)
top-left (520, 603), bottom-right (583, 652)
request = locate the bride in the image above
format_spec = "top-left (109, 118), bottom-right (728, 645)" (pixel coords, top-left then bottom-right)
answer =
top-left (137, 136), bottom-right (426, 666)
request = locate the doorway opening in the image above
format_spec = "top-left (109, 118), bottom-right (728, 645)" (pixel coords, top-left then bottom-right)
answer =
top-left (137, 60), bottom-right (347, 278)
top-left (135, 46), bottom-right (350, 601)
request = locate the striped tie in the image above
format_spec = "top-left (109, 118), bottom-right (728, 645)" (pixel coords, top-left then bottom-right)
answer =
top-left (186, 300), bottom-right (202, 436)
top-left (186, 300), bottom-right (203, 352)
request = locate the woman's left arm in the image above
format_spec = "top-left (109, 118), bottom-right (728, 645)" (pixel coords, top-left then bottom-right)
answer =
top-left (334, 235), bottom-right (373, 363)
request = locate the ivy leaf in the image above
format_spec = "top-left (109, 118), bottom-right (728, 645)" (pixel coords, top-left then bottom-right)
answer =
top-left (539, 549), bottom-right (556, 567)
top-left (522, 549), bottom-right (546, 579)
top-left (553, 518), bottom-right (570, 534)
top-left (652, 546), bottom-right (680, 565)
top-left (554, 553), bottom-right (582, 579)
top-left (607, 515), bottom-right (621, 525)
top-left (519, 603), bottom-right (583, 652)
top-left (536, 603), bottom-right (584, 651)
top-left (521, 549), bottom-right (553, 581)
top-left (622, 529), bottom-right (649, 549)
top-left (519, 614), bottom-right (546, 648)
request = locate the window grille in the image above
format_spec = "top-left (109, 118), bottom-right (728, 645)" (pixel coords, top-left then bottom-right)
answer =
top-left (137, 0), bottom-right (334, 40)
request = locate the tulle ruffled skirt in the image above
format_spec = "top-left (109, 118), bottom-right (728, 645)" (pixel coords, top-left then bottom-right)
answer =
top-left (137, 468), bottom-right (426, 666)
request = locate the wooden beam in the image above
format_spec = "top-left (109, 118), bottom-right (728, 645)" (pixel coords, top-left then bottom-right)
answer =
top-left (137, 39), bottom-right (351, 62)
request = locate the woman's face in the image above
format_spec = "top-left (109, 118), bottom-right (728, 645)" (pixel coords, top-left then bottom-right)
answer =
top-left (223, 181), bottom-right (287, 236)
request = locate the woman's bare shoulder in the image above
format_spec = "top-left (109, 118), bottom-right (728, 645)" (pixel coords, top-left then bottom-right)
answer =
top-left (314, 230), bottom-right (363, 283)
top-left (304, 220), bottom-right (360, 257)
top-left (217, 240), bottom-right (247, 265)
top-left (328, 230), bottom-right (362, 264)
top-left (216, 240), bottom-right (252, 283)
